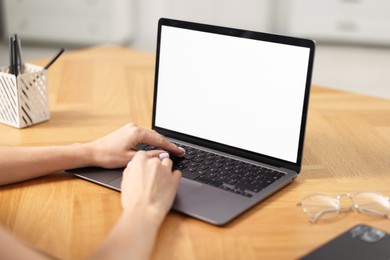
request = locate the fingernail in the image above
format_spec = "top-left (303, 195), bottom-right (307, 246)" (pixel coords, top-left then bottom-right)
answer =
top-left (159, 152), bottom-right (170, 160)
top-left (127, 161), bottom-right (132, 168)
top-left (178, 147), bottom-right (186, 155)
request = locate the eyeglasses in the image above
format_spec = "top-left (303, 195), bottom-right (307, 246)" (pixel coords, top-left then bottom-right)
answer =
top-left (297, 191), bottom-right (390, 223)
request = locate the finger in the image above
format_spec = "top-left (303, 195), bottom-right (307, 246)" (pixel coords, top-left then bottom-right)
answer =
top-left (126, 160), bottom-right (132, 168)
top-left (125, 151), bottom-right (147, 170)
top-left (146, 147), bottom-right (185, 159)
top-left (145, 150), bottom-right (167, 158)
top-left (161, 157), bottom-right (173, 168)
top-left (130, 150), bottom-right (148, 164)
top-left (159, 152), bottom-right (170, 160)
top-left (172, 169), bottom-right (182, 176)
top-left (138, 130), bottom-right (185, 157)
top-left (171, 170), bottom-right (182, 187)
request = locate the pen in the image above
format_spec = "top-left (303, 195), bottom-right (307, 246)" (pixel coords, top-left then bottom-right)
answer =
top-left (16, 36), bottom-right (24, 74)
top-left (43, 48), bottom-right (65, 70)
top-left (9, 36), bottom-right (14, 75)
top-left (13, 34), bottom-right (20, 76)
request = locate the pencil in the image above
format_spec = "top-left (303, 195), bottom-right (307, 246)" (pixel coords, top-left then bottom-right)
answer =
top-left (43, 48), bottom-right (65, 70)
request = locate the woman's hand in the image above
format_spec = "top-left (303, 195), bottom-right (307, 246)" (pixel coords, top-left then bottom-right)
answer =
top-left (89, 151), bottom-right (181, 260)
top-left (86, 123), bottom-right (185, 169)
top-left (121, 151), bottom-right (181, 222)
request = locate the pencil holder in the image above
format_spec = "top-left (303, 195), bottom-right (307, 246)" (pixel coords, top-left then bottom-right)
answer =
top-left (0, 63), bottom-right (50, 128)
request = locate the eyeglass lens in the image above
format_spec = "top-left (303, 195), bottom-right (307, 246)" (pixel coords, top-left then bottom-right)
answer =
top-left (299, 192), bottom-right (390, 223)
top-left (352, 192), bottom-right (390, 217)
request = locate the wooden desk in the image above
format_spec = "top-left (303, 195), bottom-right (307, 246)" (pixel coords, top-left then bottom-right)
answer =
top-left (1, 45), bottom-right (389, 259)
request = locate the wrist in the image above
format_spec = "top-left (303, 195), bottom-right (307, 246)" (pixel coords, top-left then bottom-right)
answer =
top-left (122, 203), bottom-right (166, 229)
top-left (90, 206), bottom-right (163, 260)
top-left (76, 142), bottom-right (97, 167)
top-left (66, 142), bottom-right (96, 168)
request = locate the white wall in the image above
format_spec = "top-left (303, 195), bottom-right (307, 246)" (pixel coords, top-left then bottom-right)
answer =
top-left (133, 0), bottom-right (273, 51)
top-left (1, 0), bottom-right (389, 98)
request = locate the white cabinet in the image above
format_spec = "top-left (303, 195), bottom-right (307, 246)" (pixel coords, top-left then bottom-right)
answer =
top-left (2, 0), bottom-right (135, 45)
top-left (281, 0), bottom-right (390, 44)
top-left (164, 0), bottom-right (272, 32)
top-left (134, 0), bottom-right (273, 51)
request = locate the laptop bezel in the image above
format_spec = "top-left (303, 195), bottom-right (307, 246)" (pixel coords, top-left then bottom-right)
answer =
top-left (152, 18), bottom-right (315, 173)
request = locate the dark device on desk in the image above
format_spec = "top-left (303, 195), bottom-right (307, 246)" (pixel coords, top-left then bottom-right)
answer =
top-left (68, 18), bottom-right (315, 225)
top-left (301, 224), bottom-right (390, 260)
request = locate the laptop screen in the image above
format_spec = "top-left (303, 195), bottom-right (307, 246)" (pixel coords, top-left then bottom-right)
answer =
top-left (154, 19), bottom-right (313, 164)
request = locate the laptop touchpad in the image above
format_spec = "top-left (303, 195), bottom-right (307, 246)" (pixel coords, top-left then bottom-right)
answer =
top-left (177, 178), bottom-right (203, 196)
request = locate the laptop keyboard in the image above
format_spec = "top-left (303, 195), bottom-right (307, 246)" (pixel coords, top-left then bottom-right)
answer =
top-left (137, 143), bottom-right (286, 198)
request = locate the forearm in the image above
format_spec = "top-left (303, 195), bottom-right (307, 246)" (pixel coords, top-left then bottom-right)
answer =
top-left (0, 226), bottom-right (50, 260)
top-left (90, 209), bottom-right (163, 260)
top-left (0, 144), bottom-right (94, 186)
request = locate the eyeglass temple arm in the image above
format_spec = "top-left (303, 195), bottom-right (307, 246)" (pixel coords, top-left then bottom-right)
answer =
top-left (297, 201), bottom-right (341, 224)
top-left (309, 208), bottom-right (339, 224)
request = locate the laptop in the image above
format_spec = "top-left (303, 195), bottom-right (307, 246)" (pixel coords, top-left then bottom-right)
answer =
top-left (68, 18), bottom-right (315, 226)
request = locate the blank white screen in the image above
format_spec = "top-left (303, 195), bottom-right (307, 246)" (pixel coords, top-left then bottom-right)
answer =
top-left (156, 26), bottom-right (310, 163)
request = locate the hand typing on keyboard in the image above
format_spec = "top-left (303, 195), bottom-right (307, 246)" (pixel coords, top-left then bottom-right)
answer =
top-left (137, 143), bottom-right (286, 198)
top-left (88, 123), bottom-right (185, 169)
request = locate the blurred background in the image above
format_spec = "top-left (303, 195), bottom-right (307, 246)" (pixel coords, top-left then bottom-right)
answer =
top-left (0, 0), bottom-right (389, 99)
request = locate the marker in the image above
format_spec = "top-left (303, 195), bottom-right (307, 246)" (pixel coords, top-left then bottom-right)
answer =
top-left (43, 48), bottom-right (65, 70)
